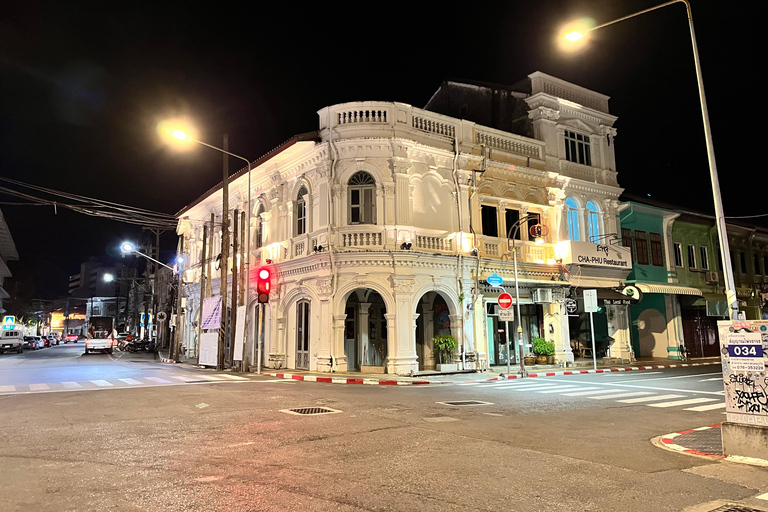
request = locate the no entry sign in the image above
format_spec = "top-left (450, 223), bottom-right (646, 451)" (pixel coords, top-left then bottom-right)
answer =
top-left (498, 293), bottom-right (513, 309)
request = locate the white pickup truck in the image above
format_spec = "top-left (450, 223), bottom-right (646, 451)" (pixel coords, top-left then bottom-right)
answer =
top-left (0, 329), bottom-right (24, 354)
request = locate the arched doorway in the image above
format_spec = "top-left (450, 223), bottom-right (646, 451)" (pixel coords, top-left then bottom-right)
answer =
top-left (343, 290), bottom-right (387, 372)
top-left (415, 292), bottom-right (452, 371)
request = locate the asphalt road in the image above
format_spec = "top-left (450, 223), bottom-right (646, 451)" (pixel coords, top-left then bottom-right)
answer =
top-left (1, 349), bottom-right (767, 512)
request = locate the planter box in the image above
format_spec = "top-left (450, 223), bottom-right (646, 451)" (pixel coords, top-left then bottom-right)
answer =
top-left (436, 363), bottom-right (458, 372)
top-left (361, 365), bottom-right (386, 374)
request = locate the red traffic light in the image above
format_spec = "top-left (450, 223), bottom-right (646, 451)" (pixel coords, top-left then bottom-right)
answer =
top-left (256, 266), bottom-right (271, 303)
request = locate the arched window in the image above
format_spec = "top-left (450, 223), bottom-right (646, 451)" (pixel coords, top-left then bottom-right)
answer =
top-left (348, 171), bottom-right (376, 225)
top-left (586, 201), bottom-right (600, 242)
top-left (296, 186), bottom-right (308, 236)
top-left (566, 197), bottom-right (580, 241)
top-left (255, 203), bottom-right (265, 249)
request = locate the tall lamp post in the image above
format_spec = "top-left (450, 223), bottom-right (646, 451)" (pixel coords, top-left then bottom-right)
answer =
top-left (563, 0), bottom-right (738, 319)
top-left (165, 126), bottom-right (254, 371)
top-left (505, 215), bottom-right (546, 378)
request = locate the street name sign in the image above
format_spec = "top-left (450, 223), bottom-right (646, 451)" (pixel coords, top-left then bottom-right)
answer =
top-left (498, 309), bottom-right (514, 322)
top-left (487, 273), bottom-right (504, 287)
top-left (584, 289), bottom-right (598, 313)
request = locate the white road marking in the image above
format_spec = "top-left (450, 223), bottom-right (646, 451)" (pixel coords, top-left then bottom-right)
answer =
top-left (604, 372), bottom-right (719, 384)
top-left (536, 386), bottom-right (584, 394)
top-left (29, 383), bottom-right (50, 391)
top-left (541, 378), bottom-right (724, 396)
top-left (90, 380), bottom-right (113, 387)
top-left (684, 402), bottom-right (727, 412)
top-left (490, 383), bottom-right (557, 390)
top-left (648, 397), bottom-right (718, 408)
top-left (699, 377), bottom-right (723, 382)
top-left (197, 374), bottom-right (227, 381)
top-left (756, 492), bottom-right (768, 501)
top-left (145, 377), bottom-right (172, 384)
top-left (171, 375), bottom-right (199, 382)
top-left (61, 382), bottom-right (82, 388)
top-left (588, 392), bottom-right (653, 400)
top-left (217, 374), bottom-right (248, 380)
top-left (117, 378), bottom-right (143, 385)
top-left (618, 394), bottom-right (683, 403)
top-left (0, 385), bottom-right (16, 392)
top-left (457, 382), bottom-right (482, 386)
top-left (562, 389), bottom-right (616, 396)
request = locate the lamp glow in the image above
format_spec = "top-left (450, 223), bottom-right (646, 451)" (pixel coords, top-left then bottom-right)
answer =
top-left (565, 31), bottom-right (584, 41)
top-left (121, 242), bottom-right (136, 253)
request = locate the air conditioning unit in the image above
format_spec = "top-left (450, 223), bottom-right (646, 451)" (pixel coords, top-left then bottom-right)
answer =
top-left (533, 288), bottom-right (553, 303)
top-left (705, 272), bottom-right (720, 284)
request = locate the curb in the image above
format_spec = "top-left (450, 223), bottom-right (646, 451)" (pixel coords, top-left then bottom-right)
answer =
top-left (257, 361), bottom-right (720, 386)
top-left (159, 357), bottom-right (177, 364)
top-left (656, 423), bottom-right (726, 459)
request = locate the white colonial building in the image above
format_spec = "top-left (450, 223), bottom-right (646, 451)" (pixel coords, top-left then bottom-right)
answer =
top-left (176, 71), bottom-right (634, 375)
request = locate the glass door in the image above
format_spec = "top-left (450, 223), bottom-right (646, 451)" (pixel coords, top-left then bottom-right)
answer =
top-left (296, 301), bottom-right (310, 370)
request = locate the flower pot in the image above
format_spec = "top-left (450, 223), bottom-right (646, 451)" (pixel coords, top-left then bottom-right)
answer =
top-left (523, 356), bottom-right (536, 366)
top-left (535, 355), bottom-right (548, 365)
top-left (547, 355), bottom-right (556, 365)
top-left (436, 363), bottom-right (458, 373)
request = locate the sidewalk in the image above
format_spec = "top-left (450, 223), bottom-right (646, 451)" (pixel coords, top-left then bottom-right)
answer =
top-left (655, 423), bottom-right (768, 467)
top-left (157, 351), bottom-right (721, 385)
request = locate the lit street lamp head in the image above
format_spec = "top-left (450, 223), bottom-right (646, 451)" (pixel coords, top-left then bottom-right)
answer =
top-left (557, 17), bottom-right (595, 51)
top-left (103, 273), bottom-right (115, 283)
top-left (156, 118), bottom-right (198, 149)
top-left (120, 241), bottom-right (136, 254)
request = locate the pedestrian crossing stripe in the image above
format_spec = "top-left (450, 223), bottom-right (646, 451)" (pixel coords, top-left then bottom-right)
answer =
top-left (588, 391), bottom-right (652, 400)
top-left (536, 386), bottom-right (583, 394)
top-left (684, 402), bottom-right (726, 412)
top-left (617, 394), bottom-right (683, 403)
top-left (648, 397), bottom-right (717, 408)
top-left (0, 373), bottom-right (258, 394)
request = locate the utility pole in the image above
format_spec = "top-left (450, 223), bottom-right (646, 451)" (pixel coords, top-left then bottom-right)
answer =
top-left (173, 234), bottom-right (184, 363)
top-left (229, 209), bottom-right (239, 368)
top-left (197, 224), bottom-right (208, 365)
top-left (217, 134), bottom-right (230, 371)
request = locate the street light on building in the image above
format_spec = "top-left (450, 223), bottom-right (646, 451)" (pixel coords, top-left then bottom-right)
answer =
top-left (560, 0), bottom-right (739, 320)
top-left (159, 120), bottom-right (254, 371)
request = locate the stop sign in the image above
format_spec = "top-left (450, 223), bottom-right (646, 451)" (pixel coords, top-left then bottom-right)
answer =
top-left (498, 293), bottom-right (513, 309)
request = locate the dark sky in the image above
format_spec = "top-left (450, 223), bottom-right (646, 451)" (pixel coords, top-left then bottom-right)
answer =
top-left (0, 0), bottom-right (762, 299)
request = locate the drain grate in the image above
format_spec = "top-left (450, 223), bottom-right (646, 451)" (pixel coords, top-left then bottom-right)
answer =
top-left (436, 400), bottom-right (494, 407)
top-left (280, 407), bottom-right (342, 416)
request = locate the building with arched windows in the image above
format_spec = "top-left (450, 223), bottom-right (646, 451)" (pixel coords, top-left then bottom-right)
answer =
top-left (175, 71), bottom-right (635, 374)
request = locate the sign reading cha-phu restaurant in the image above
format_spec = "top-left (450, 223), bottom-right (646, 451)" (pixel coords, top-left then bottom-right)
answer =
top-left (555, 241), bottom-right (632, 269)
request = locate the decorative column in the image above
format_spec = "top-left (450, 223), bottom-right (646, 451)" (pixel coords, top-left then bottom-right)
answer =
top-left (606, 304), bottom-right (633, 363)
top-left (268, 315), bottom-right (287, 369)
top-left (449, 313), bottom-right (465, 368)
top-left (422, 304), bottom-right (435, 370)
top-left (358, 302), bottom-right (372, 368)
top-left (387, 274), bottom-right (418, 375)
top-left (330, 314), bottom-right (347, 373)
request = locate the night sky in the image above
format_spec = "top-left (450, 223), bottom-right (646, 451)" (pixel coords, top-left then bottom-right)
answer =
top-left (0, 1), bottom-right (761, 300)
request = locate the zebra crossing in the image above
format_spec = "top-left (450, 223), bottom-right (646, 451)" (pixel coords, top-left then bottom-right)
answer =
top-left (453, 380), bottom-right (726, 413)
top-left (0, 372), bottom-right (258, 395)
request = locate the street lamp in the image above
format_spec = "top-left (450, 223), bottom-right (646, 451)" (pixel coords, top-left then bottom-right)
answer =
top-left (561, 0), bottom-right (739, 319)
top-left (160, 121), bottom-right (254, 371)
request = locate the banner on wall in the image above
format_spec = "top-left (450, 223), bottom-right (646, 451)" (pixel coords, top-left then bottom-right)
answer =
top-left (718, 320), bottom-right (768, 426)
top-left (233, 305), bottom-right (246, 361)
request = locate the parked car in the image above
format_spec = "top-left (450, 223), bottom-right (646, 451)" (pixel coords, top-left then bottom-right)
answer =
top-left (45, 334), bottom-right (59, 346)
top-left (31, 336), bottom-right (45, 349)
top-left (64, 334), bottom-right (79, 343)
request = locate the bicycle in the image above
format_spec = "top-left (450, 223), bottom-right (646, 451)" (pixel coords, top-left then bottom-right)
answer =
top-left (678, 343), bottom-right (688, 362)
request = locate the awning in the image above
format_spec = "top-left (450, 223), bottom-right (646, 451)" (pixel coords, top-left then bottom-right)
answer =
top-left (634, 283), bottom-right (703, 297)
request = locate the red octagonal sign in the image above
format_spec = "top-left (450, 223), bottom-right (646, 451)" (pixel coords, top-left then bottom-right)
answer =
top-left (498, 293), bottom-right (513, 309)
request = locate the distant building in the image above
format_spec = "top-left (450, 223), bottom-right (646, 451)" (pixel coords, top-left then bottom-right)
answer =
top-left (177, 71), bottom-right (633, 374)
top-left (0, 207), bottom-right (19, 314)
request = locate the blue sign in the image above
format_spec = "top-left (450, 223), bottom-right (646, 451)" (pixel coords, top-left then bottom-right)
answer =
top-left (2, 316), bottom-right (15, 329)
top-left (487, 273), bottom-right (504, 287)
top-left (728, 345), bottom-right (764, 358)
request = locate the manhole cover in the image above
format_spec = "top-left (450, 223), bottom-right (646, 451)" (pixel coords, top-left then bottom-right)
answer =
top-left (280, 407), bottom-right (342, 416)
top-left (710, 506), bottom-right (764, 512)
top-left (436, 400), bottom-right (494, 407)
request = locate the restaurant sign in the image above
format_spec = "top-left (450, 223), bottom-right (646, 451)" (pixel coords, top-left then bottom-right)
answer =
top-left (557, 241), bottom-right (632, 270)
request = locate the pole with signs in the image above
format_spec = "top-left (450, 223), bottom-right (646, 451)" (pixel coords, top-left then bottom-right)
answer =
top-left (498, 292), bottom-right (514, 375)
top-left (583, 289), bottom-right (598, 370)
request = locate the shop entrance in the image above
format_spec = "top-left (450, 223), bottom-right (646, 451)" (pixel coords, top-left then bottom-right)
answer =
top-left (415, 292), bottom-right (452, 371)
top-left (343, 290), bottom-right (388, 372)
top-left (486, 302), bottom-right (542, 365)
top-left (681, 307), bottom-right (719, 358)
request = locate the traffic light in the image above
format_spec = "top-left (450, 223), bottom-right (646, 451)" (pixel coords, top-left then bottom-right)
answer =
top-left (256, 267), bottom-right (271, 303)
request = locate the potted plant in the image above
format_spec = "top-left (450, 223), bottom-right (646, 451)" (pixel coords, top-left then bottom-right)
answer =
top-left (524, 352), bottom-right (536, 366)
top-left (532, 337), bottom-right (555, 365)
top-left (433, 334), bottom-right (458, 372)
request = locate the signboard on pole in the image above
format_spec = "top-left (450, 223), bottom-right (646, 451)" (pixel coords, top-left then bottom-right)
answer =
top-left (201, 296), bottom-right (222, 330)
top-left (718, 320), bottom-right (768, 426)
top-left (583, 289), bottom-right (598, 313)
top-left (233, 305), bottom-right (246, 362)
top-left (565, 298), bottom-right (578, 315)
top-left (487, 273), bottom-right (504, 287)
top-left (198, 332), bottom-right (219, 367)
